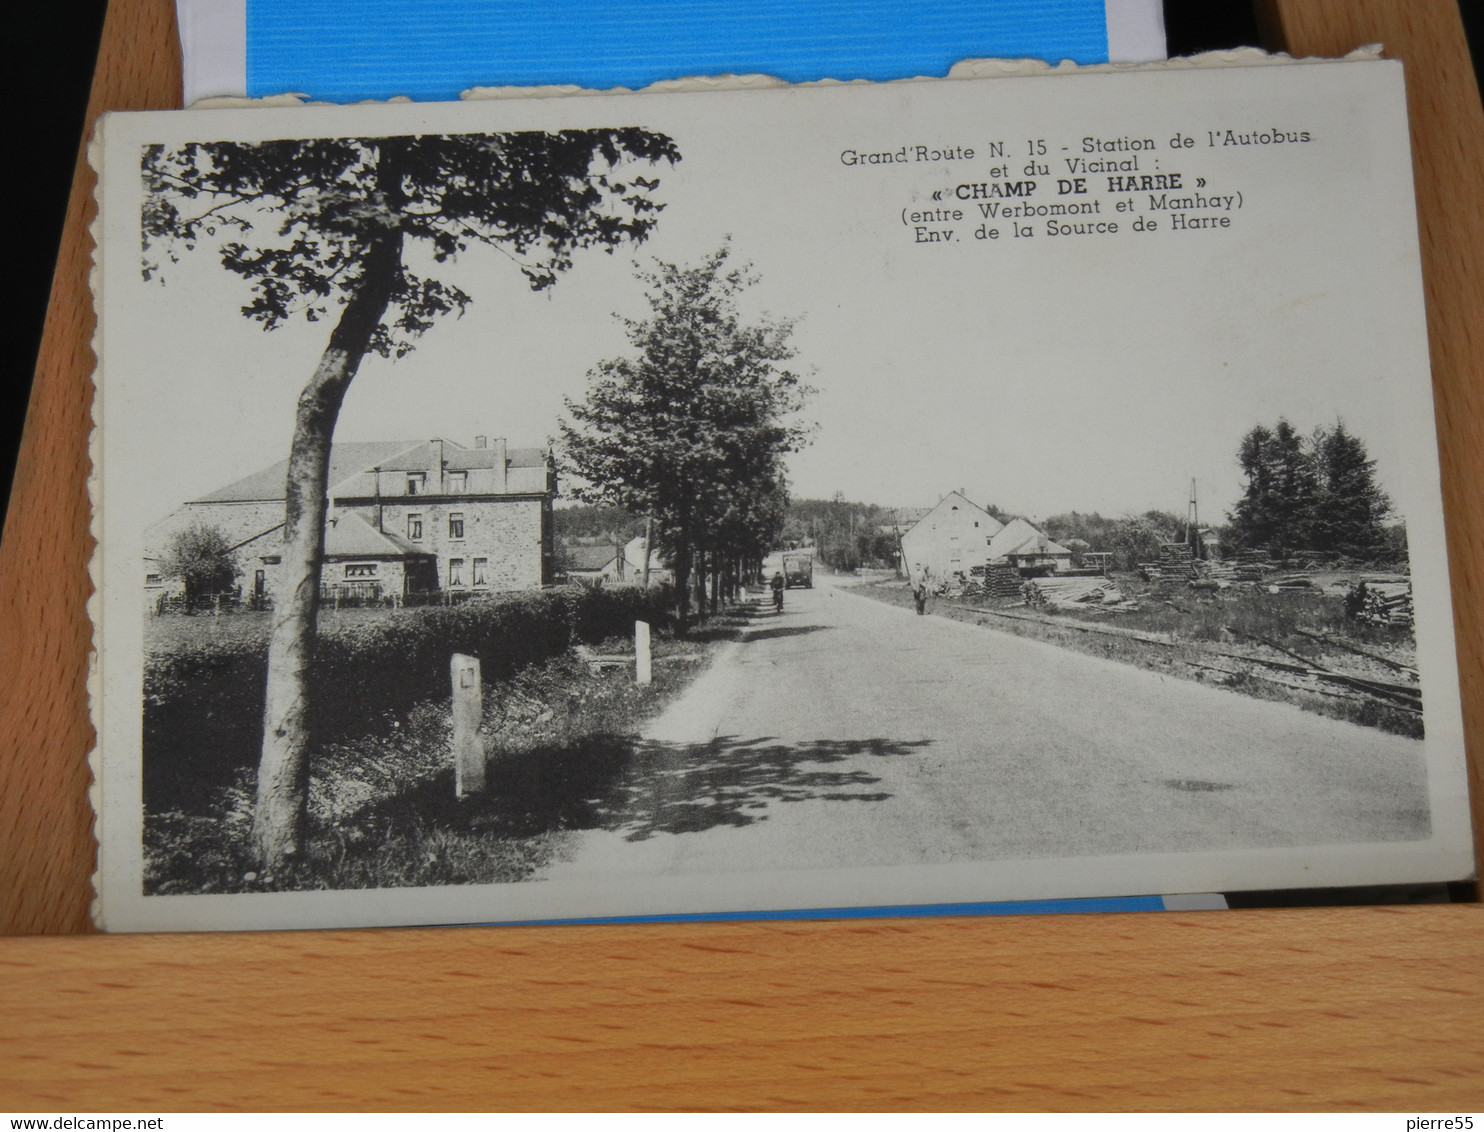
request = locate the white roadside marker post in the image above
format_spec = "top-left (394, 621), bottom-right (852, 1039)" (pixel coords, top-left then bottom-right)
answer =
top-left (451, 653), bottom-right (486, 796)
top-left (635, 620), bottom-right (652, 685)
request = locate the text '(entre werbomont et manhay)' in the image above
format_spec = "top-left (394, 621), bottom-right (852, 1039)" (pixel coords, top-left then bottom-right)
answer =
top-left (839, 129), bottom-right (1311, 246)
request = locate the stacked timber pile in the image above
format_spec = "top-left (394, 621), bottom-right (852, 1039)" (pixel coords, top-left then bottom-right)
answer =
top-left (1230, 548), bottom-right (1274, 581)
top-left (1156, 543), bottom-right (1196, 582)
top-left (1022, 575), bottom-right (1128, 609)
top-left (1346, 579), bottom-right (1414, 627)
top-left (982, 563), bottom-right (1023, 599)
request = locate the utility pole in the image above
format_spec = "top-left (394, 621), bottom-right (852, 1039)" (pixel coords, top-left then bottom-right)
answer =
top-left (1187, 478), bottom-right (1200, 558)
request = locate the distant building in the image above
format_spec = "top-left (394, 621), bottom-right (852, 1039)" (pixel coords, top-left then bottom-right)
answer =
top-left (559, 535), bottom-right (672, 586)
top-left (562, 544), bottom-right (625, 583)
top-left (144, 437), bottom-right (557, 605)
top-left (898, 492), bottom-right (1004, 581)
top-left (622, 534), bottom-right (673, 585)
top-left (987, 517), bottom-right (1073, 574)
top-left (898, 494), bottom-right (1074, 581)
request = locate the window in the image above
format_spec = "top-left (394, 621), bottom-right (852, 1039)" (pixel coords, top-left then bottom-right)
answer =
top-left (447, 472), bottom-right (467, 494)
top-left (407, 513), bottom-right (424, 541)
top-left (144, 573), bottom-right (162, 586)
top-left (406, 473), bottom-right (426, 495)
top-left (344, 563), bottom-right (377, 579)
top-left (448, 558), bottom-right (465, 587)
top-left (448, 512), bottom-right (465, 540)
top-left (472, 558), bottom-right (488, 586)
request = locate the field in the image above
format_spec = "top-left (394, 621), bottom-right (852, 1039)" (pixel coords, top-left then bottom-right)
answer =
top-left (853, 570), bottom-right (1422, 738)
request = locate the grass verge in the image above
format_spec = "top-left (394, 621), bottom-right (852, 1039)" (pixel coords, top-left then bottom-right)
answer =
top-left (143, 610), bottom-right (746, 895)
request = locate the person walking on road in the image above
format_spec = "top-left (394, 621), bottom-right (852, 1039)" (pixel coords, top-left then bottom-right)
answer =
top-left (770, 570), bottom-right (785, 613)
top-left (912, 563), bottom-right (929, 615)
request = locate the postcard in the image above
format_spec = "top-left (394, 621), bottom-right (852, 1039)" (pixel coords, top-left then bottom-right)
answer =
top-left (89, 54), bottom-right (1473, 930)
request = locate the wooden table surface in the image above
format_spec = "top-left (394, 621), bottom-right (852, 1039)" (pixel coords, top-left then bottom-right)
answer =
top-left (2, 0), bottom-right (1480, 1111)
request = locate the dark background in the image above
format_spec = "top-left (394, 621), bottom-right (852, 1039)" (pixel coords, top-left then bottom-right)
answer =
top-left (5, 2), bottom-right (1482, 532)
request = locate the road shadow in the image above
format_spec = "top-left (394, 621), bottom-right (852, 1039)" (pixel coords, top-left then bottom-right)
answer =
top-left (341, 732), bottom-right (933, 845)
top-left (595, 733), bottom-right (933, 841)
top-left (740, 623), bottom-right (831, 643)
top-left (683, 601), bottom-right (767, 642)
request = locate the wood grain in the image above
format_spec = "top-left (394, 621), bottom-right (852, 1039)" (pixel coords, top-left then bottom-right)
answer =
top-left (2, 909), bottom-right (1481, 1111)
top-left (0, 0), bottom-right (181, 936)
top-left (1265, 0), bottom-right (1484, 894)
top-left (1, 0), bottom-right (1480, 1111)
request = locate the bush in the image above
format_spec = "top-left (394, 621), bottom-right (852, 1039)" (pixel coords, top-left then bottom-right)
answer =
top-left (144, 584), bottom-right (676, 814)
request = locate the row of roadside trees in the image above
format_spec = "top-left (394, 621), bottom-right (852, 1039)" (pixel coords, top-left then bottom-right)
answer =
top-left (560, 244), bottom-right (811, 625)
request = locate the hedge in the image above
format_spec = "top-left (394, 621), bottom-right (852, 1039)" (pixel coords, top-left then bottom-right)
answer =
top-left (144, 585), bottom-right (674, 813)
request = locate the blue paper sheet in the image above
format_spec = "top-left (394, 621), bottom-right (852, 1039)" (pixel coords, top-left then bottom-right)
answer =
top-left (179, 0), bottom-right (1166, 105)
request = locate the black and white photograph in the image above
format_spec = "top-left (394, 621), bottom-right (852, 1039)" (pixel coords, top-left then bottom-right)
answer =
top-left (89, 55), bottom-right (1473, 931)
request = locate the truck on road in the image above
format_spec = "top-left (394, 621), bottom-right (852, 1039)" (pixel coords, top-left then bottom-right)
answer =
top-left (781, 552), bottom-right (814, 589)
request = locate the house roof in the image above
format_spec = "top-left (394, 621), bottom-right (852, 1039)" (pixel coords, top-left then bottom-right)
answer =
top-left (196, 441), bottom-right (412, 503)
top-left (376, 439), bottom-right (549, 473)
top-left (988, 517), bottom-right (1071, 560)
top-left (623, 535), bottom-right (669, 570)
top-left (323, 512), bottom-right (432, 559)
top-left (903, 492), bottom-right (1004, 536)
top-left (564, 545), bottom-right (621, 571)
top-left (193, 439), bottom-right (549, 503)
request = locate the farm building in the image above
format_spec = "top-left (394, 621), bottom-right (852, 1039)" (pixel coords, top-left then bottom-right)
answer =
top-left (622, 534), bottom-right (673, 585)
top-left (560, 535), bottom-right (672, 586)
top-left (898, 492), bottom-right (1004, 582)
top-left (561, 544), bottom-right (625, 583)
top-left (144, 436), bottom-right (557, 605)
top-left (987, 517), bottom-right (1074, 574)
top-left (898, 494), bottom-right (1075, 582)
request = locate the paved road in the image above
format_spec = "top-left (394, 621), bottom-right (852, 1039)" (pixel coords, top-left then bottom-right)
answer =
top-left (540, 575), bottom-right (1430, 879)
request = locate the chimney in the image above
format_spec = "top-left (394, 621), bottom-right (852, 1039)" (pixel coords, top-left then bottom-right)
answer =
top-left (474, 435), bottom-right (487, 449)
top-left (428, 439), bottom-right (443, 494)
top-left (492, 437), bottom-right (507, 493)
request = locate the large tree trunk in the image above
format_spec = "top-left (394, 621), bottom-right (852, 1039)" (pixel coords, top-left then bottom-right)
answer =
top-left (253, 153), bottom-right (408, 872)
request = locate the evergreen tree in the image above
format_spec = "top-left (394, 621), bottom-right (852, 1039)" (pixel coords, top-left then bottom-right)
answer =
top-left (1228, 418), bottom-right (1393, 561)
top-left (1268, 419), bottom-right (1319, 554)
top-left (1312, 421), bottom-right (1392, 559)
top-left (1229, 423), bottom-right (1281, 550)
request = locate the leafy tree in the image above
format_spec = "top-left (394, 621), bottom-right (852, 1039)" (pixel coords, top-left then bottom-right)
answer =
top-left (1106, 511), bottom-right (1184, 572)
top-left (784, 497), bottom-right (901, 571)
top-left (552, 503), bottom-right (646, 543)
top-left (561, 245), bottom-right (811, 623)
top-left (160, 523), bottom-right (238, 602)
top-left (143, 129), bottom-right (680, 869)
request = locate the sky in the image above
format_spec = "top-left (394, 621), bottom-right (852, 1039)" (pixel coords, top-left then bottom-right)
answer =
top-left (103, 61), bottom-right (1436, 534)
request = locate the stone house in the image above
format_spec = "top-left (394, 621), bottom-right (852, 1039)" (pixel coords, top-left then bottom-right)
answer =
top-left (898, 492), bottom-right (1004, 582)
top-left (144, 437), bottom-right (556, 605)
